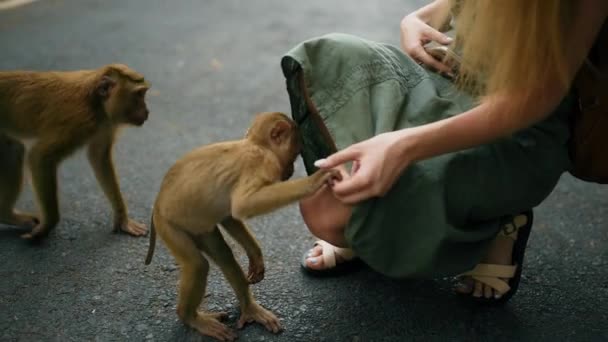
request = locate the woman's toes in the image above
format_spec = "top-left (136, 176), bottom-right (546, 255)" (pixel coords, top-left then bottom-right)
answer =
top-left (455, 278), bottom-right (474, 294)
top-left (304, 244), bottom-right (331, 270)
top-left (305, 255), bottom-right (325, 270)
top-left (454, 284), bottom-right (471, 294)
top-left (483, 285), bottom-right (493, 299)
top-left (307, 245), bottom-right (322, 258)
top-left (473, 281), bottom-right (483, 297)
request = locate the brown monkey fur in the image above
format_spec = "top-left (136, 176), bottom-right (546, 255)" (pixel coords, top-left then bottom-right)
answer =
top-left (0, 64), bottom-right (150, 240)
top-left (145, 112), bottom-right (339, 341)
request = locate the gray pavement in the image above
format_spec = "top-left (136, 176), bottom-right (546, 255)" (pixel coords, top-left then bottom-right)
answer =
top-left (0, 1), bottom-right (607, 341)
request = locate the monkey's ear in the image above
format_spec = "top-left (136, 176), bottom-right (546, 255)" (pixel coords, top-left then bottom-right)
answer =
top-left (96, 76), bottom-right (116, 99)
top-left (270, 120), bottom-right (291, 144)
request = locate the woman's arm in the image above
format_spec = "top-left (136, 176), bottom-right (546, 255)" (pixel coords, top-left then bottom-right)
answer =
top-left (404, 0), bottom-right (608, 164)
top-left (318, 0), bottom-right (608, 204)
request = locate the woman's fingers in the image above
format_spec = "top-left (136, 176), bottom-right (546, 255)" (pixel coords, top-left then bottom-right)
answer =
top-left (331, 165), bottom-right (388, 204)
top-left (332, 174), bottom-right (386, 204)
top-left (424, 27), bottom-right (453, 45)
top-left (412, 46), bottom-right (453, 74)
top-left (315, 146), bottom-right (360, 169)
top-left (400, 16), bottom-right (454, 75)
top-left (328, 165), bottom-right (350, 186)
top-left (331, 177), bottom-right (373, 204)
top-left (351, 160), bottom-right (361, 174)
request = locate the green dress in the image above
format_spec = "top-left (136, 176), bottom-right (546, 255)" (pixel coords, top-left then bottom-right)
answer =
top-left (281, 33), bottom-right (573, 278)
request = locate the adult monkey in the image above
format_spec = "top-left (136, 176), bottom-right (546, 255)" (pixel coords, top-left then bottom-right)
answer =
top-left (0, 64), bottom-right (150, 240)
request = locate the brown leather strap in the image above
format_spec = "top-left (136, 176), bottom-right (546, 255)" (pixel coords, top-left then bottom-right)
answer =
top-left (569, 20), bottom-right (608, 183)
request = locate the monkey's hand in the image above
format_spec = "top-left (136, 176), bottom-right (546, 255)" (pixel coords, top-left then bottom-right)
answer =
top-left (238, 302), bottom-right (282, 334)
top-left (308, 169), bottom-right (342, 194)
top-left (247, 255), bottom-right (265, 284)
top-left (20, 222), bottom-right (52, 241)
top-left (0, 210), bottom-right (39, 229)
top-left (114, 217), bottom-right (148, 237)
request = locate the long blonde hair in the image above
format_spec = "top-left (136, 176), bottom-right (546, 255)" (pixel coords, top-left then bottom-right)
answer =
top-left (452, 0), bottom-right (574, 99)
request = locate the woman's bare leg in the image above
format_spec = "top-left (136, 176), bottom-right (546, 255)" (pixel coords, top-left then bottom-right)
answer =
top-left (299, 185), bottom-right (353, 270)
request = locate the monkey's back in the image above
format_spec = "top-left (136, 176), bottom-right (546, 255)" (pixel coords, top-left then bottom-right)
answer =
top-left (154, 140), bottom-right (263, 229)
top-left (0, 70), bottom-right (99, 139)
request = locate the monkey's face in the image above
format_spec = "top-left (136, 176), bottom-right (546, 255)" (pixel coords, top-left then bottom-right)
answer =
top-left (97, 68), bottom-right (150, 126)
top-left (277, 126), bottom-right (299, 181)
top-left (123, 84), bottom-right (150, 126)
top-left (106, 84), bottom-right (149, 126)
top-left (268, 114), bottom-right (300, 180)
top-left (247, 112), bottom-right (301, 179)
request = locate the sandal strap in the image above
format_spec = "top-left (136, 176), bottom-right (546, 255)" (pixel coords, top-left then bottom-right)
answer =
top-left (463, 263), bottom-right (517, 278)
top-left (314, 240), bottom-right (355, 268)
top-left (499, 214), bottom-right (528, 240)
top-left (462, 263), bottom-right (517, 295)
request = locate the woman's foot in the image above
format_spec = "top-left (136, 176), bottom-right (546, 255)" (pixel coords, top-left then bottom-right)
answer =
top-left (301, 240), bottom-right (360, 276)
top-left (298, 166), bottom-right (362, 275)
top-left (455, 212), bottom-right (532, 301)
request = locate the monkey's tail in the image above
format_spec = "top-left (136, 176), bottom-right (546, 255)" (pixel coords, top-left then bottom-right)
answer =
top-left (144, 213), bottom-right (156, 265)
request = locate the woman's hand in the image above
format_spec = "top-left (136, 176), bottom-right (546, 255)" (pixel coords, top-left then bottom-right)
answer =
top-left (400, 13), bottom-right (453, 74)
top-left (315, 131), bottom-right (412, 204)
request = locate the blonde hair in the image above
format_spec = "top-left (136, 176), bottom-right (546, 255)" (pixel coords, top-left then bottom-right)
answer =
top-left (452, 0), bottom-right (574, 99)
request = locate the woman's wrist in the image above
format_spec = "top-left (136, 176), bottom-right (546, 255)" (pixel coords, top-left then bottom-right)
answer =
top-left (391, 128), bottom-right (422, 168)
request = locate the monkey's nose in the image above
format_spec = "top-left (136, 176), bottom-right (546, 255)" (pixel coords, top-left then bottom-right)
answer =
top-left (136, 110), bottom-right (149, 126)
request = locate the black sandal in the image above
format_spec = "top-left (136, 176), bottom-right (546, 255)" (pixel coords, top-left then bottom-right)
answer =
top-left (459, 210), bottom-right (534, 304)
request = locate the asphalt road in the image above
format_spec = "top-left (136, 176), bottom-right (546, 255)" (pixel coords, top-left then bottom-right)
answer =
top-left (1, 1), bottom-right (607, 341)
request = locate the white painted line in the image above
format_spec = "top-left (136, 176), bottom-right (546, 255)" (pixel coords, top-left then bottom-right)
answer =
top-left (0, 0), bottom-right (39, 11)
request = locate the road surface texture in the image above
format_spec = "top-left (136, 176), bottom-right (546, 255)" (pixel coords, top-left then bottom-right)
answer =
top-left (0, 1), bottom-right (607, 341)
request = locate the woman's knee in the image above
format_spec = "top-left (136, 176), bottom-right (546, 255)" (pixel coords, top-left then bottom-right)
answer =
top-left (299, 186), bottom-right (352, 247)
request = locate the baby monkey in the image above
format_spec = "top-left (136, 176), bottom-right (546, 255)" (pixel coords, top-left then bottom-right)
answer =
top-left (145, 112), bottom-right (338, 341)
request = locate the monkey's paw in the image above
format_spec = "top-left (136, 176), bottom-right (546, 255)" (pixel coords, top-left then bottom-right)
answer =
top-left (114, 218), bottom-right (147, 237)
top-left (327, 168), bottom-right (343, 183)
top-left (188, 312), bottom-right (236, 341)
top-left (309, 168), bottom-right (343, 193)
top-left (238, 303), bottom-right (282, 334)
top-left (20, 223), bottom-right (51, 242)
top-left (0, 210), bottom-right (39, 229)
top-left (247, 258), bottom-right (265, 284)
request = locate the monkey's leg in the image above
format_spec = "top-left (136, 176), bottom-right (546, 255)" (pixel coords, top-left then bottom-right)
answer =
top-left (0, 134), bottom-right (39, 227)
top-left (199, 229), bottom-right (282, 333)
top-left (221, 217), bottom-right (264, 284)
top-left (232, 169), bottom-right (336, 219)
top-left (161, 224), bottom-right (237, 341)
top-left (22, 140), bottom-right (77, 240)
top-left (88, 130), bottom-right (147, 236)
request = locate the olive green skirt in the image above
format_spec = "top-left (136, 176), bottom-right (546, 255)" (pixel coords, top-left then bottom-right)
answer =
top-left (281, 33), bottom-right (572, 278)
